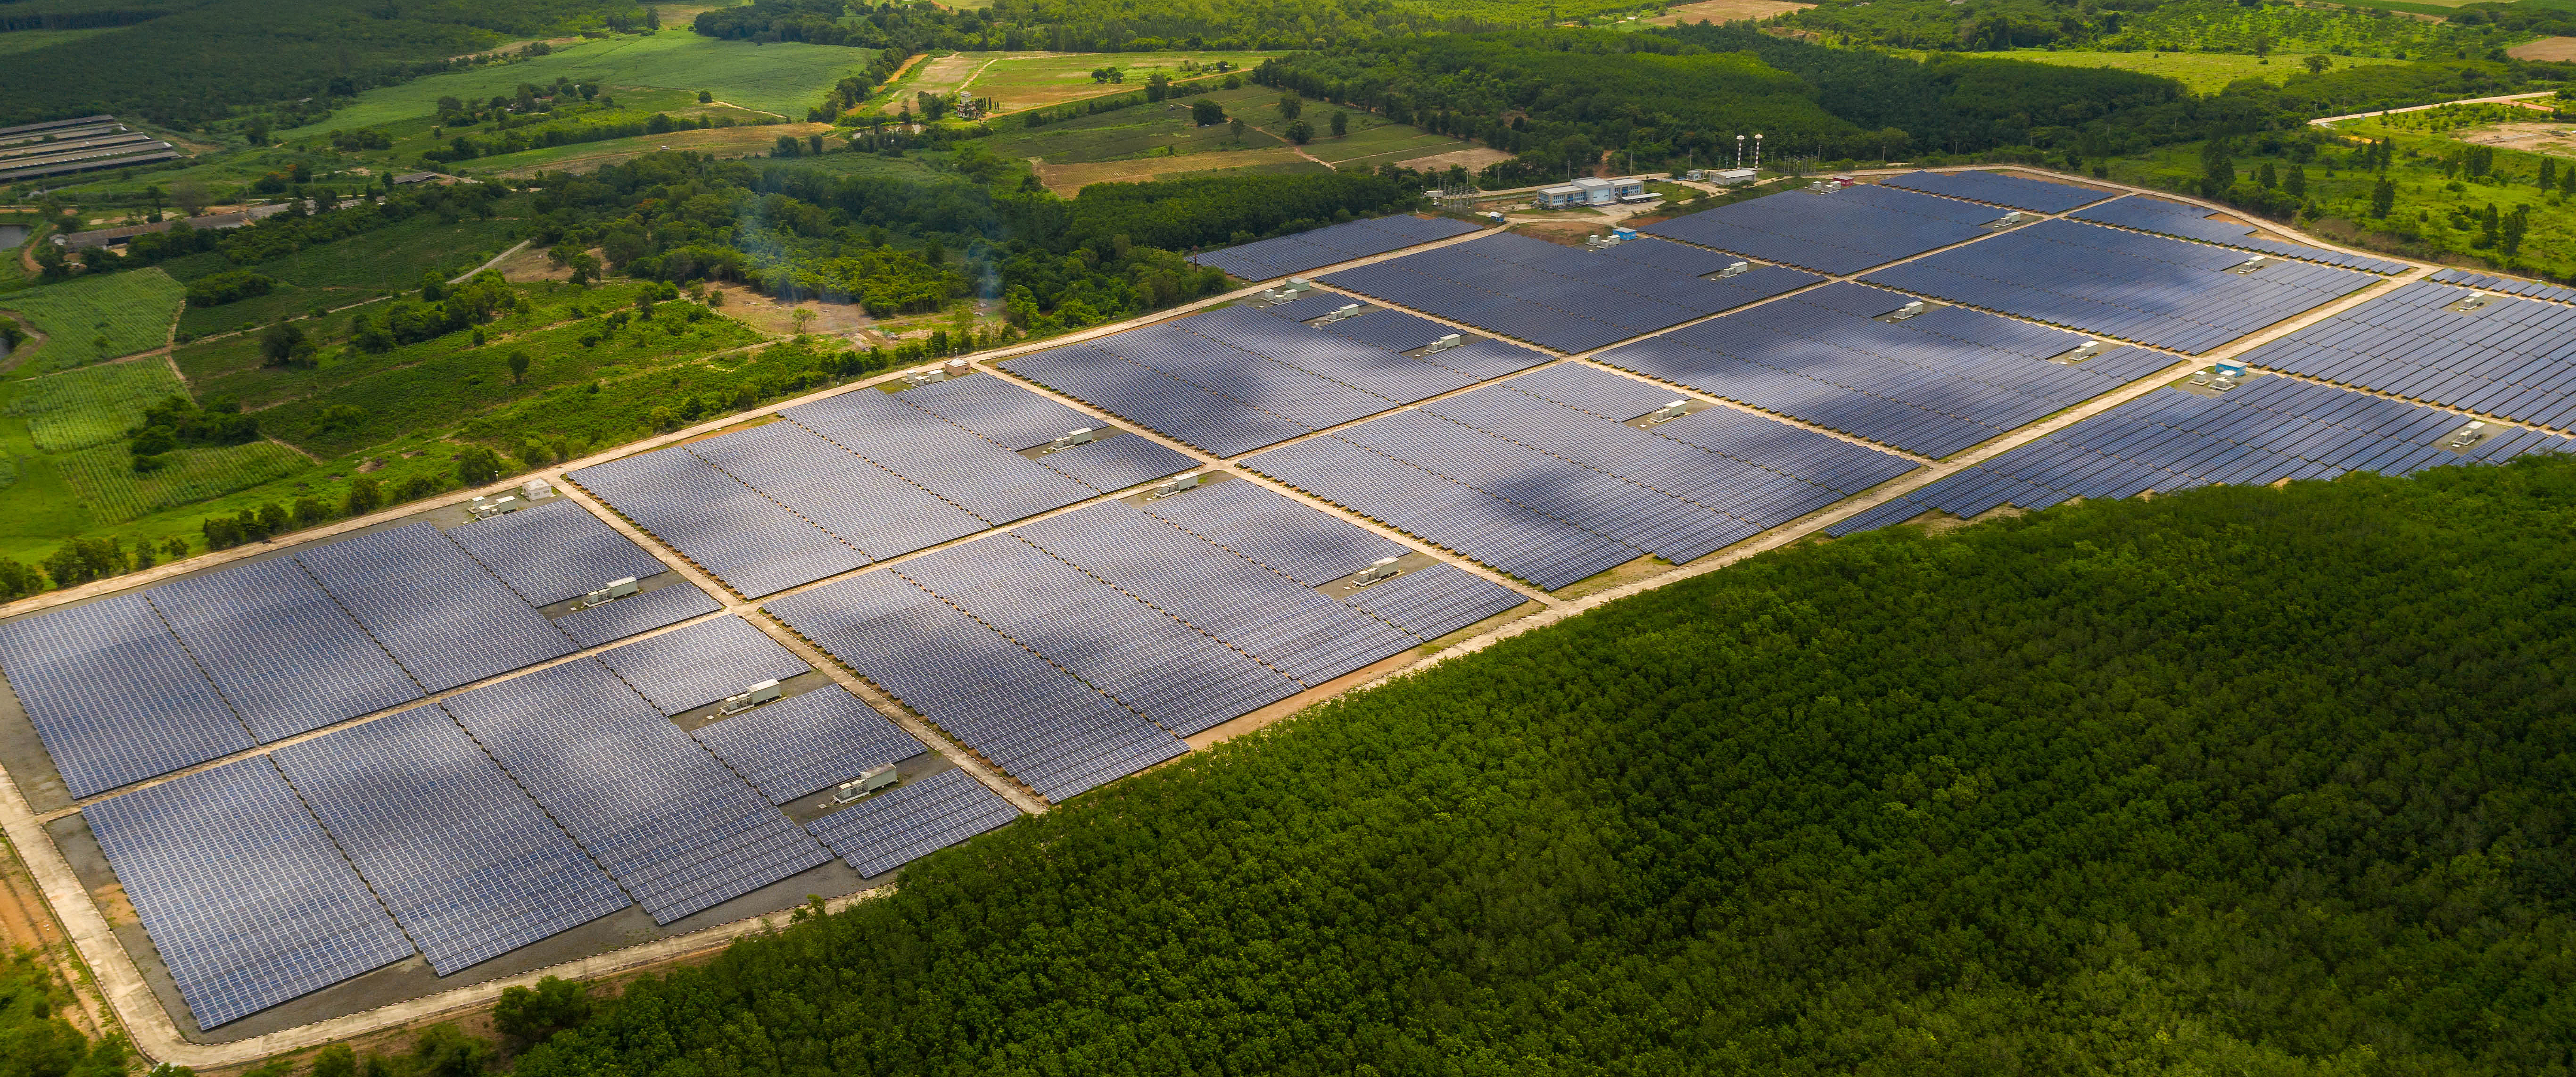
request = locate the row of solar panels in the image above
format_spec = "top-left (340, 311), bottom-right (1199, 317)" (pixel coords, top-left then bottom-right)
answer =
top-left (1829, 375), bottom-right (2575, 535)
top-left (765, 479), bottom-right (1529, 801)
top-left (568, 378), bottom-right (1200, 597)
top-left (1594, 282), bottom-right (2177, 458)
top-left (1859, 219), bottom-right (2379, 355)
top-left (1189, 214), bottom-right (1483, 281)
top-left (1881, 170), bottom-right (2113, 215)
top-left (1236, 365), bottom-right (1921, 589)
top-left (81, 614), bottom-right (1012, 1028)
top-left (1321, 232), bottom-right (1823, 354)
top-left (1640, 182), bottom-right (2012, 275)
top-left (2069, 196), bottom-right (2410, 274)
top-left (2243, 281), bottom-right (2576, 431)
top-left (0, 505), bottom-right (707, 798)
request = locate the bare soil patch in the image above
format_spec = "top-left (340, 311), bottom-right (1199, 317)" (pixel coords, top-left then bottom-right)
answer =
top-left (2451, 121), bottom-right (2576, 158)
top-left (1649, 0), bottom-right (1811, 24)
top-left (2508, 36), bottom-right (2576, 61)
top-left (494, 244), bottom-right (575, 284)
top-left (1513, 219), bottom-right (1618, 246)
top-left (1395, 147), bottom-right (1515, 172)
top-left (706, 285), bottom-right (879, 340)
top-left (1035, 147), bottom-right (1311, 195)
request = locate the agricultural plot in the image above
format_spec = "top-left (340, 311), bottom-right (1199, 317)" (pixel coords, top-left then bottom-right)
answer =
top-left (281, 33), bottom-right (871, 138)
top-left (51, 440), bottom-right (307, 523)
top-left (168, 215), bottom-right (523, 336)
top-left (1, 360), bottom-right (187, 453)
top-left (962, 52), bottom-right (1287, 112)
top-left (1302, 119), bottom-right (1475, 171)
top-left (470, 123), bottom-right (831, 177)
top-left (983, 98), bottom-right (1284, 166)
top-left (1998, 50), bottom-right (2410, 93)
top-left (0, 269), bottom-right (184, 372)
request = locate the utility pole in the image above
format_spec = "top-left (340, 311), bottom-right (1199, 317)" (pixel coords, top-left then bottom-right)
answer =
top-left (1754, 133), bottom-right (1763, 171)
top-left (1735, 134), bottom-right (1744, 169)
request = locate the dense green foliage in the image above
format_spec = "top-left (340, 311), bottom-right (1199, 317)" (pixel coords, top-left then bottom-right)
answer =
top-left (0, 950), bottom-right (126, 1077)
top-left (1783, 0), bottom-right (2498, 57)
top-left (512, 457), bottom-right (2576, 1076)
top-left (0, 0), bottom-right (649, 127)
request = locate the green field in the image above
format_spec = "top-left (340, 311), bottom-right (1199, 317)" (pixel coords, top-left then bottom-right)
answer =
top-left (281, 32), bottom-right (881, 138)
top-left (957, 51), bottom-right (1289, 113)
top-left (0, 270), bottom-right (185, 373)
top-left (462, 122), bottom-right (819, 176)
top-left (52, 439), bottom-right (308, 524)
top-left (1303, 113), bottom-right (1477, 169)
top-left (2, 360), bottom-right (187, 453)
top-left (161, 213), bottom-right (525, 336)
top-left (2002, 50), bottom-right (2416, 93)
top-left (982, 88), bottom-right (1288, 164)
top-left (0, 26), bottom-right (128, 56)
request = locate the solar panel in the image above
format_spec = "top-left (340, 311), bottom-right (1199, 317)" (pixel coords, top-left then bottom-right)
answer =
top-left (691, 686), bottom-right (928, 804)
top-left (1860, 219), bottom-right (2378, 354)
top-left (1012, 500), bottom-right (1421, 687)
top-left (1038, 433), bottom-right (1201, 492)
top-left (999, 342), bottom-right (1317, 457)
top-left (295, 522), bottom-right (576, 691)
top-left (686, 419), bottom-right (987, 560)
top-left (765, 571), bottom-right (1187, 802)
top-left (568, 445), bottom-right (867, 598)
top-left (1339, 563), bottom-right (1527, 641)
top-left (784, 389), bottom-right (1098, 525)
top-left (594, 615), bottom-right (810, 716)
top-left (553, 582), bottom-right (722, 648)
top-left (273, 704), bottom-right (630, 974)
top-left (0, 593), bottom-right (254, 797)
top-left (441, 661), bottom-right (829, 923)
top-left (83, 757), bottom-right (414, 1027)
top-left (1321, 232), bottom-right (1823, 353)
top-left (1138, 479), bottom-right (1406, 588)
top-left (1880, 170), bottom-right (2112, 214)
top-left (446, 498), bottom-right (670, 605)
top-left (1641, 183), bottom-right (1999, 274)
top-left (2238, 281), bottom-right (2576, 430)
top-left (2427, 267), bottom-right (2576, 303)
top-left (2070, 196), bottom-right (2409, 273)
top-left (1187, 215), bottom-right (1481, 279)
top-left (891, 371), bottom-right (1110, 451)
top-left (1830, 376), bottom-right (2576, 536)
top-left (803, 768), bottom-right (1020, 878)
top-left (148, 556), bottom-right (423, 743)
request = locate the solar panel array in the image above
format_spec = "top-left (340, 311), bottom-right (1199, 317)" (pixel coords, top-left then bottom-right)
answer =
top-left (999, 307), bottom-right (1463, 457)
top-left (447, 498), bottom-right (670, 605)
top-left (566, 444), bottom-right (867, 598)
top-left (441, 661), bottom-right (829, 923)
top-left (0, 594), bottom-right (254, 797)
top-left (1339, 563), bottom-right (1528, 641)
top-left (1322, 232), bottom-right (1823, 353)
top-left (765, 571), bottom-right (1189, 802)
top-left (1860, 219), bottom-right (2378, 354)
top-left (2428, 267), bottom-right (2576, 302)
top-left (1641, 183), bottom-right (2006, 274)
top-left (784, 389), bottom-right (1107, 521)
top-left (2069, 196), bottom-right (2409, 273)
top-left (1258, 302), bottom-right (1557, 381)
top-left (1593, 282), bottom-right (2177, 456)
top-left (2239, 281), bottom-right (2576, 430)
top-left (1240, 366), bottom-right (1919, 588)
top-left (555, 582), bottom-right (721, 648)
top-left (297, 522), bottom-right (576, 692)
top-left (691, 686), bottom-right (928, 804)
top-left (804, 768), bottom-right (1020, 878)
top-left (1828, 376), bottom-right (2576, 536)
top-left (1880, 170), bottom-right (2112, 214)
top-left (83, 758), bottom-right (415, 1028)
top-left (597, 615), bottom-right (809, 715)
top-left (272, 705), bottom-right (631, 975)
top-left (149, 558), bottom-right (423, 743)
top-left (1189, 214), bottom-right (1482, 281)
top-left (893, 371), bottom-right (1110, 450)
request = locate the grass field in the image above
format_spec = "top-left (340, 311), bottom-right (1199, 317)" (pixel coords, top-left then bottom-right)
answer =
top-left (1035, 147), bottom-right (1321, 194)
top-left (0, 26), bottom-right (128, 56)
top-left (1300, 114), bottom-right (1478, 169)
top-left (962, 52), bottom-right (1288, 112)
top-left (0, 270), bottom-right (185, 373)
top-left (982, 90), bottom-right (1287, 165)
top-left (2, 360), bottom-right (186, 453)
top-left (2000, 50), bottom-right (2415, 93)
top-left (280, 32), bottom-right (875, 138)
top-left (983, 84), bottom-right (1468, 191)
top-left (472, 122), bottom-right (829, 176)
top-left (163, 214), bottom-right (524, 336)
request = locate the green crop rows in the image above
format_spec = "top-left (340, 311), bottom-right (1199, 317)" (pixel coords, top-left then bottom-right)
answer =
top-left (2, 361), bottom-right (187, 453)
top-left (169, 214), bottom-right (524, 337)
top-left (0, 269), bottom-right (186, 373)
top-left (51, 439), bottom-right (307, 524)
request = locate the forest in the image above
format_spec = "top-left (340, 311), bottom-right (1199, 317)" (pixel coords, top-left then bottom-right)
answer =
top-left (458, 453), bottom-right (2576, 1075)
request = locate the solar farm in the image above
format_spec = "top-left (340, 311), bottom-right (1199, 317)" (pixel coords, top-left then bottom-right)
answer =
top-left (9, 170), bottom-right (2576, 1041)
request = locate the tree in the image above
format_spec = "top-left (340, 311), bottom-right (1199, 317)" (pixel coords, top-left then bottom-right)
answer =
top-left (2200, 138), bottom-right (2234, 198)
top-left (1285, 119), bottom-right (1313, 144)
top-left (2304, 54), bottom-right (2332, 74)
top-left (2501, 204), bottom-right (2529, 256)
top-left (456, 446), bottom-right (503, 484)
top-left (343, 475), bottom-right (383, 516)
top-left (410, 1024), bottom-right (493, 1077)
top-left (495, 976), bottom-right (594, 1048)
top-left (2256, 161), bottom-right (2277, 190)
top-left (1145, 73), bottom-right (1171, 102)
top-left (2370, 177), bottom-right (2396, 218)
top-left (1193, 99), bottom-right (1225, 126)
top-left (2283, 165), bottom-right (2306, 199)
top-left (1230, 117), bottom-right (1246, 140)
top-left (1330, 111), bottom-right (1348, 137)
top-left (260, 321), bottom-right (310, 367)
top-left (309, 1045), bottom-right (357, 1077)
top-left (507, 349), bottom-right (530, 384)
top-left (1277, 94), bottom-right (1302, 120)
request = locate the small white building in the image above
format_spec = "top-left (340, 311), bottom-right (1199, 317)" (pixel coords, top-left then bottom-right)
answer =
top-left (1535, 183), bottom-right (1589, 209)
top-left (1706, 168), bottom-right (1758, 185)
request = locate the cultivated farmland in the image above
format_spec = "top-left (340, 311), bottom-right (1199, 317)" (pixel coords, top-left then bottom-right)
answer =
top-left (3, 360), bottom-right (187, 453)
top-left (0, 269), bottom-right (185, 373)
top-left (960, 51), bottom-right (1288, 112)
